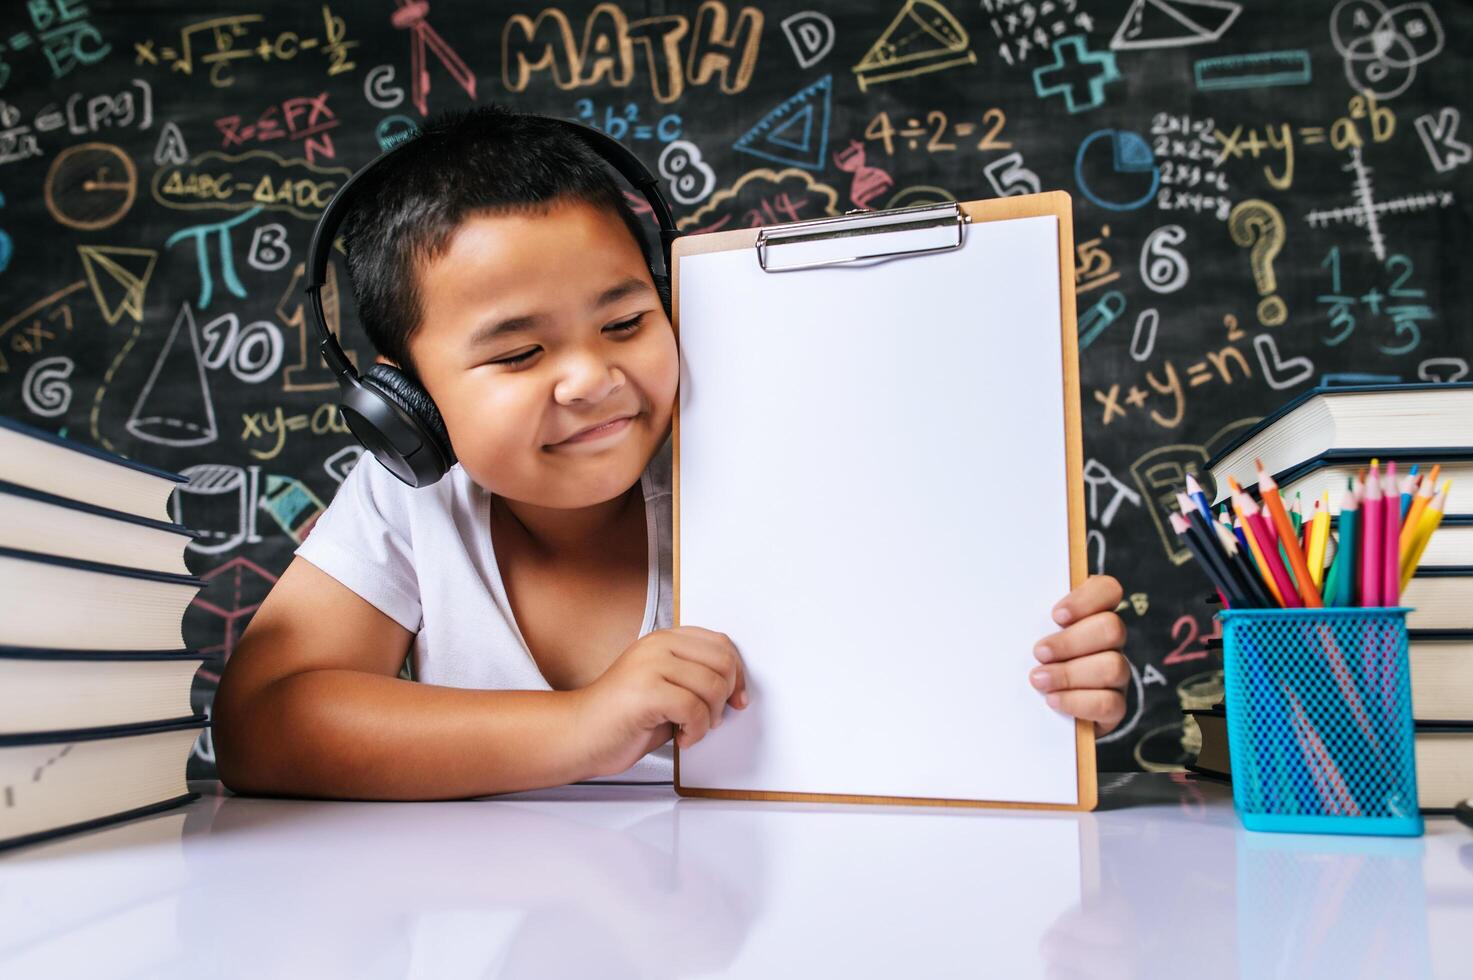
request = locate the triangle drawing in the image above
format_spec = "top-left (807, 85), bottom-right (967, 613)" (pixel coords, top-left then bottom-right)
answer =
top-left (1110, 0), bottom-right (1242, 51)
top-left (852, 0), bottom-right (976, 91)
top-left (78, 245), bottom-right (157, 326)
top-left (734, 75), bottom-right (832, 170)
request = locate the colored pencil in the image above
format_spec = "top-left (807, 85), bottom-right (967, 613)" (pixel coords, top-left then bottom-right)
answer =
top-left (1399, 463), bottom-right (1419, 520)
top-left (1307, 493), bottom-right (1331, 590)
top-left (1185, 473), bottom-right (1214, 522)
top-left (1382, 461), bottom-right (1401, 605)
top-left (1256, 460), bottom-right (1322, 607)
top-left (1171, 512), bottom-right (1232, 607)
top-left (1361, 462), bottom-right (1383, 607)
top-left (1401, 481), bottom-right (1451, 592)
top-left (1235, 488), bottom-right (1301, 607)
top-left (1215, 519), bottom-right (1276, 608)
top-left (1328, 484), bottom-right (1358, 607)
top-left (1177, 492), bottom-right (1244, 606)
top-left (1227, 477), bottom-right (1286, 607)
top-left (1399, 464), bottom-right (1439, 558)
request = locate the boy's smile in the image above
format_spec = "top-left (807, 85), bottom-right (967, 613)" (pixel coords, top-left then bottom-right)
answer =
top-left (396, 197), bottom-right (678, 555)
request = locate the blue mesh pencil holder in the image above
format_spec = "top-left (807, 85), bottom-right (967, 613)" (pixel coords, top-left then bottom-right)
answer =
top-left (1218, 607), bottom-right (1423, 837)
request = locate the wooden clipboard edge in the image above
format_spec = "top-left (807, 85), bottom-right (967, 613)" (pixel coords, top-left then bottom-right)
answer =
top-left (669, 190), bottom-right (1096, 813)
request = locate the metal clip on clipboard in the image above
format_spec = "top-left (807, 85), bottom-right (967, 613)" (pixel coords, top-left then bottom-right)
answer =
top-left (753, 201), bottom-right (969, 273)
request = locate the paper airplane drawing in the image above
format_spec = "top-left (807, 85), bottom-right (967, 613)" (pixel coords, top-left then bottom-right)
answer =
top-left (78, 245), bottom-right (157, 326)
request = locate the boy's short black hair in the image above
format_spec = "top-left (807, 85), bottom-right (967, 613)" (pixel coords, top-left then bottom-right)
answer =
top-left (340, 103), bottom-right (657, 378)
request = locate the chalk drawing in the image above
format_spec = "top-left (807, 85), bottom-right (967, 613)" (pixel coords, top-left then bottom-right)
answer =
top-left (1033, 36), bottom-right (1121, 114)
top-left (1075, 129), bottom-right (1160, 211)
top-left (983, 151), bottom-right (1040, 197)
top-left (125, 302), bottom-right (219, 447)
top-left (1193, 50), bottom-right (1311, 91)
top-left (733, 74), bottom-right (831, 170)
top-left (1140, 225), bottom-right (1189, 294)
top-left (1417, 357), bottom-right (1468, 383)
top-left (1253, 333), bottom-right (1314, 390)
top-left (172, 463), bottom-right (262, 554)
top-left (77, 245), bottom-right (156, 325)
top-left (43, 141), bottom-right (136, 230)
top-left (852, 0), bottom-right (975, 92)
top-left (1110, 0), bottom-right (1241, 51)
top-left (246, 222), bottom-right (291, 272)
top-left (153, 120), bottom-right (189, 165)
top-left (364, 64), bottom-right (405, 109)
top-left (658, 140), bottom-right (717, 205)
top-left (1305, 146), bottom-right (1454, 261)
top-left (324, 446), bottom-right (365, 484)
top-left (21, 356), bottom-right (73, 417)
top-left (165, 207), bottom-right (260, 309)
top-left (781, 11), bottom-right (835, 68)
top-left (1330, 0), bottom-right (1442, 100)
top-left (1413, 107), bottom-right (1471, 173)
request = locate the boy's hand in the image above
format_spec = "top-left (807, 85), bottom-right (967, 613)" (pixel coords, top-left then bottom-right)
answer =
top-left (570, 626), bottom-right (748, 779)
top-left (1029, 575), bottom-right (1130, 736)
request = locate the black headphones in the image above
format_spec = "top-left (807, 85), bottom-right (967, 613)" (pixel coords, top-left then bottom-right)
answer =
top-left (305, 116), bottom-right (682, 488)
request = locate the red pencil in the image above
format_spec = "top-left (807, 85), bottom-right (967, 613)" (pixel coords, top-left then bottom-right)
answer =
top-left (1234, 489), bottom-right (1301, 608)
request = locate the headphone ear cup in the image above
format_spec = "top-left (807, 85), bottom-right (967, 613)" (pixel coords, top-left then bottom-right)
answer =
top-left (653, 273), bottom-right (672, 318)
top-left (361, 363), bottom-right (455, 463)
top-left (347, 363), bottom-right (456, 487)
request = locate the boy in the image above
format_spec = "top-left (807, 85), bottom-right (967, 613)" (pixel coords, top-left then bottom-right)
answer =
top-left (213, 105), bottom-right (1129, 800)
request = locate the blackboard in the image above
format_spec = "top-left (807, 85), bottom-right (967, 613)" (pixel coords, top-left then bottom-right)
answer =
top-left (0, 0), bottom-right (1468, 776)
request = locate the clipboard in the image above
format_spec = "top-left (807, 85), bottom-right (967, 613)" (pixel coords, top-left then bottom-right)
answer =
top-left (670, 192), bottom-right (1094, 812)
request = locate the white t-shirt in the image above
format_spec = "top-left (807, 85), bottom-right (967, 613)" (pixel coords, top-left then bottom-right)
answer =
top-left (293, 433), bottom-right (676, 785)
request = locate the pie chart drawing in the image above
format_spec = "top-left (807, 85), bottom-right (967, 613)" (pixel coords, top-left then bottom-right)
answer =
top-left (1073, 129), bottom-right (1161, 212)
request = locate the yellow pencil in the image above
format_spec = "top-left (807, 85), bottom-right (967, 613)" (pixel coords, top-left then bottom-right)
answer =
top-left (1401, 481), bottom-right (1450, 592)
top-left (1307, 490), bottom-right (1331, 589)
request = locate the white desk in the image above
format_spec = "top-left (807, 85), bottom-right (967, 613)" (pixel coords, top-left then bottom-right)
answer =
top-left (2, 774), bottom-right (1469, 979)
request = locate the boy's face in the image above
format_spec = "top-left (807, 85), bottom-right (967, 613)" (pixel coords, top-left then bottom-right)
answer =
top-left (402, 198), bottom-right (677, 509)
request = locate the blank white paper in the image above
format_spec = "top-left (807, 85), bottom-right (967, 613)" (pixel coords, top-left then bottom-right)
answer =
top-left (676, 213), bottom-right (1079, 805)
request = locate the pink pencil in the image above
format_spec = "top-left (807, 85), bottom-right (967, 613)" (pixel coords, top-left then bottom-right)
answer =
top-left (1382, 461), bottom-right (1401, 605)
top-left (1362, 463), bottom-right (1383, 607)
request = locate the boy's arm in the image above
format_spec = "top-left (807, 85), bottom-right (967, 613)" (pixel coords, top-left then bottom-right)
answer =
top-left (213, 556), bottom-right (591, 800)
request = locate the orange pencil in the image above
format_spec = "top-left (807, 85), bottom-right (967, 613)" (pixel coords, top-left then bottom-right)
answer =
top-left (1256, 459), bottom-right (1322, 606)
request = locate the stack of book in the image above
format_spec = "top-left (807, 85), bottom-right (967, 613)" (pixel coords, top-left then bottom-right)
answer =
top-left (1186, 382), bottom-right (1473, 813)
top-left (0, 416), bottom-right (207, 850)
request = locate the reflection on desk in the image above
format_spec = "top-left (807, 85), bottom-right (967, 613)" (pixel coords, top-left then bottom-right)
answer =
top-left (1, 774), bottom-right (1469, 979)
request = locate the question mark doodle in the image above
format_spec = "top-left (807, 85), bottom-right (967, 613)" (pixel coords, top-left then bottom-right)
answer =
top-left (1228, 199), bottom-right (1287, 327)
